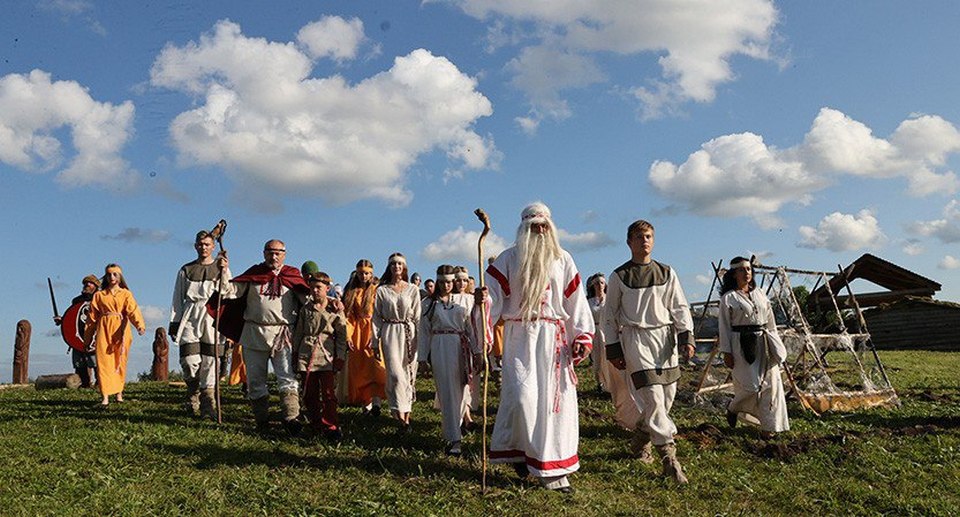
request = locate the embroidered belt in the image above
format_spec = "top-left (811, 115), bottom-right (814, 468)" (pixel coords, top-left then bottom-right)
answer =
top-left (504, 317), bottom-right (577, 413)
top-left (433, 329), bottom-right (473, 385)
top-left (732, 324), bottom-right (763, 333)
top-left (385, 318), bottom-right (415, 362)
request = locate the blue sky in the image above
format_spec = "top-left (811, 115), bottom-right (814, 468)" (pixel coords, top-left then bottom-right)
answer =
top-left (1, 1), bottom-right (958, 382)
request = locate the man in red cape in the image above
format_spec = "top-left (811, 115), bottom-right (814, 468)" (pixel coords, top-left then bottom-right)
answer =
top-left (215, 239), bottom-right (309, 435)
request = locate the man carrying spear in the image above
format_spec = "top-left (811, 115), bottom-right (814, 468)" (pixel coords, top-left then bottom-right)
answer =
top-left (475, 202), bottom-right (594, 493)
top-left (169, 230), bottom-right (231, 419)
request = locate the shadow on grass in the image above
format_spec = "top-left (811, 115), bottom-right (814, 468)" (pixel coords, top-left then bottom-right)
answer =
top-left (150, 440), bottom-right (525, 488)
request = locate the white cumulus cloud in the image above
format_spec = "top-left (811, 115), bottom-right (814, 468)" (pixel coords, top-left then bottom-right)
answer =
top-left (910, 199), bottom-right (960, 243)
top-left (797, 210), bottom-right (886, 252)
top-left (901, 240), bottom-right (925, 256)
top-left (150, 19), bottom-right (496, 208)
top-left (650, 108), bottom-right (960, 226)
top-left (422, 225), bottom-right (613, 263)
top-left (938, 255), bottom-right (960, 270)
top-left (557, 229), bottom-right (615, 252)
top-left (296, 16), bottom-right (366, 62)
top-left (0, 70), bottom-right (137, 189)
top-left (451, 0), bottom-right (778, 121)
top-left (422, 226), bottom-right (509, 263)
top-left (139, 305), bottom-right (169, 331)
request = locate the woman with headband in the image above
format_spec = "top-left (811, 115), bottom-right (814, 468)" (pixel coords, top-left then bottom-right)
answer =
top-left (718, 256), bottom-right (790, 437)
top-left (373, 252), bottom-right (422, 434)
top-left (83, 263), bottom-right (146, 407)
top-left (343, 259), bottom-right (386, 416)
top-left (418, 265), bottom-right (479, 455)
top-left (452, 265), bottom-right (480, 433)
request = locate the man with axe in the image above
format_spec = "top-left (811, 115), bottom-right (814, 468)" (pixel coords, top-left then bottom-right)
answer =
top-left (169, 230), bottom-right (231, 419)
top-left (475, 202), bottom-right (594, 493)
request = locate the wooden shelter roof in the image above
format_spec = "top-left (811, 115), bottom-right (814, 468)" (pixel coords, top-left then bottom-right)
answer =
top-left (808, 253), bottom-right (941, 308)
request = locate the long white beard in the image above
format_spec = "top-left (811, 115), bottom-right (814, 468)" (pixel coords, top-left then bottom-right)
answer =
top-left (516, 228), bottom-right (562, 320)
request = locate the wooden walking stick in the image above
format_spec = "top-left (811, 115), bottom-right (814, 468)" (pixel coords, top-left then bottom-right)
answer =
top-left (474, 208), bottom-right (491, 493)
top-left (210, 219), bottom-right (228, 424)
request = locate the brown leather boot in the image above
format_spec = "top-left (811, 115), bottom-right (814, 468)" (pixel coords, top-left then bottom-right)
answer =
top-left (250, 396), bottom-right (270, 434)
top-left (630, 428), bottom-right (655, 464)
top-left (657, 443), bottom-right (689, 484)
top-left (280, 391), bottom-right (302, 437)
top-left (184, 379), bottom-right (200, 416)
top-left (199, 388), bottom-right (218, 420)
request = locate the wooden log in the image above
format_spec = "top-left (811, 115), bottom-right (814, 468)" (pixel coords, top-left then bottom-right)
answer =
top-left (13, 320), bottom-right (30, 384)
top-left (35, 373), bottom-right (82, 390)
top-left (151, 327), bottom-right (169, 381)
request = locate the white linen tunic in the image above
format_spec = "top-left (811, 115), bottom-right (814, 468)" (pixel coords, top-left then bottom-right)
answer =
top-left (170, 261), bottom-right (231, 389)
top-left (170, 261), bottom-right (231, 345)
top-left (220, 269), bottom-right (307, 399)
top-left (590, 296), bottom-right (641, 430)
top-left (718, 288), bottom-right (790, 432)
top-left (452, 293), bottom-right (480, 415)
top-left (481, 247), bottom-right (594, 478)
top-left (601, 260), bottom-right (694, 445)
top-left (374, 283), bottom-right (421, 413)
top-left (418, 296), bottom-right (477, 443)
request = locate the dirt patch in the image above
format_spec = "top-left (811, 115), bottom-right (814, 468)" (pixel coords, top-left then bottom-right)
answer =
top-left (896, 424), bottom-right (941, 437)
top-left (679, 423), bottom-right (725, 448)
top-left (749, 433), bottom-right (850, 462)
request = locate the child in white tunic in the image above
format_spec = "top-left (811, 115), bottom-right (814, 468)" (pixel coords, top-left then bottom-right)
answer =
top-left (419, 266), bottom-right (479, 455)
top-left (718, 257), bottom-right (790, 435)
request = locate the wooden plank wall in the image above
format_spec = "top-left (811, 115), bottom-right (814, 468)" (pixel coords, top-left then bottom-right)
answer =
top-left (864, 304), bottom-right (960, 350)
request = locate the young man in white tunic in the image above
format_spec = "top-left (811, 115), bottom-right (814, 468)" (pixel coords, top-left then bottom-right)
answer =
top-left (219, 239), bottom-right (310, 435)
top-left (602, 219), bottom-right (695, 484)
top-left (718, 256), bottom-right (789, 436)
top-left (169, 230), bottom-right (231, 419)
top-left (475, 202), bottom-right (594, 493)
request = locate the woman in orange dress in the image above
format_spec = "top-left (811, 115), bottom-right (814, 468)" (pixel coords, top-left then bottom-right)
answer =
top-left (84, 264), bottom-right (145, 406)
top-left (344, 260), bottom-right (386, 415)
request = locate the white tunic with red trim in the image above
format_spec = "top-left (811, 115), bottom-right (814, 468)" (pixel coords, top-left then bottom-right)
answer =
top-left (481, 246), bottom-right (594, 478)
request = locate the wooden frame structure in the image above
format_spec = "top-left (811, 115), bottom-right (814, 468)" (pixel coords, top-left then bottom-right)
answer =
top-left (693, 259), bottom-right (899, 413)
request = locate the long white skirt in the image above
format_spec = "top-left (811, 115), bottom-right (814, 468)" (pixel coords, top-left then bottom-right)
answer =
top-left (381, 323), bottom-right (417, 413)
top-left (490, 320), bottom-right (579, 478)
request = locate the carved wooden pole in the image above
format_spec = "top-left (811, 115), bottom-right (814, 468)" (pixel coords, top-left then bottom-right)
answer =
top-left (151, 327), bottom-right (169, 381)
top-left (13, 320), bottom-right (31, 384)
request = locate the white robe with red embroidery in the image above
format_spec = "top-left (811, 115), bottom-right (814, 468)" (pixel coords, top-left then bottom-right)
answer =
top-left (480, 246), bottom-right (594, 478)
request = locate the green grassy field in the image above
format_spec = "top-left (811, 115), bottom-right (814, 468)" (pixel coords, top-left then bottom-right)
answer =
top-left (1, 350), bottom-right (957, 516)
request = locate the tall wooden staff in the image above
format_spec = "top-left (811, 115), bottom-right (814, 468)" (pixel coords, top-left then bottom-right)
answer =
top-left (474, 208), bottom-right (491, 492)
top-left (210, 219), bottom-right (228, 424)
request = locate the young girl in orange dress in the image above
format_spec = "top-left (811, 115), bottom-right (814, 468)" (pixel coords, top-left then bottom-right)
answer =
top-left (84, 264), bottom-right (145, 406)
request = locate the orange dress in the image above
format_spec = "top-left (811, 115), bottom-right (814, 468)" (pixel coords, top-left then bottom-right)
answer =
top-left (346, 286), bottom-right (386, 404)
top-left (229, 343), bottom-right (247, 386)
top-left (84, 288), bottom-right (145, 396)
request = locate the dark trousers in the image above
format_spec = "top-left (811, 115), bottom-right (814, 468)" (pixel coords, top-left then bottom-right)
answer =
top-left (303, 370), bottom-right (339, 432)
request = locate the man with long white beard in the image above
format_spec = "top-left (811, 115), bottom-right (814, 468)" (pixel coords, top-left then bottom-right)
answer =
top-left (475, 202), bottom-right (594, 493)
